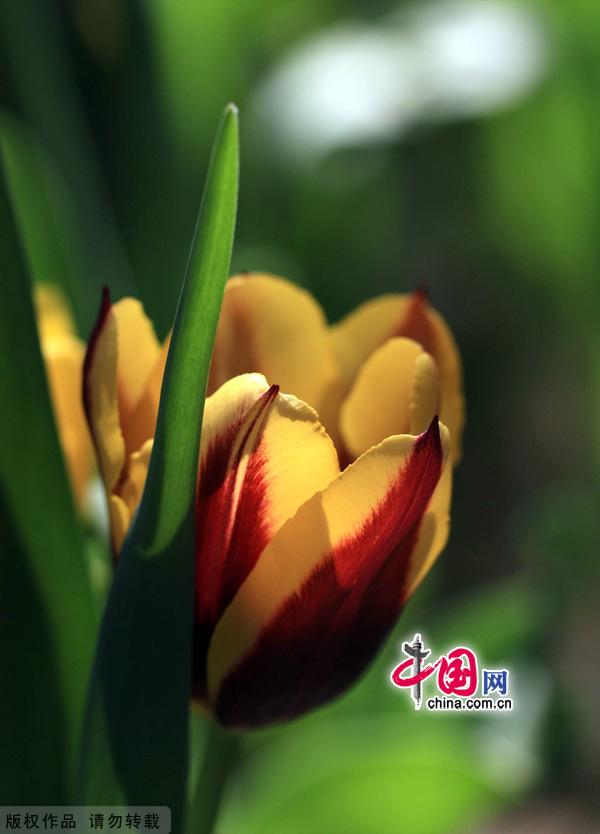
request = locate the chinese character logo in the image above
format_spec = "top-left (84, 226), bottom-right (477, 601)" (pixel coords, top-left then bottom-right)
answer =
top-left (483, 669), bottom-right (509, 696)
top-left (390, 633), bottom-right (511, 712)
top-left (436, 647), bottom-right (478, 697)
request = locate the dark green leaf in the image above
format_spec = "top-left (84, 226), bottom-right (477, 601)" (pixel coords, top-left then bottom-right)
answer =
top-left (0, 0), bottom-right (135, 331)
top-left (78, 105), bottom-right (239, 831)
top-left (0, 112), bottom-right (87, 332)
top-left (0, 150), bottom-right (97, 799)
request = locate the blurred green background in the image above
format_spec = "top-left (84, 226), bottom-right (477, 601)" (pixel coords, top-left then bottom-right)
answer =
top-left (1, 0), bottom-right (599, 831)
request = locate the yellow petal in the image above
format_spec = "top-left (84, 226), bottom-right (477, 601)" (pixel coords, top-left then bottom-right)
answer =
top-left (209, 274), bottom-right (339, 415)
top-left (108, 438), bottom-right (154, 551)
top-left (119, 439), bottom-right (153, 516)
top-left (34, 283), bottom-right (76, 341)
top-left (332, 291), bottom-right (465, 461)
top-left (109, 493), bottom-right (131, 554)
top-left (121, 335), bottom-right (169, 455)
top-left (84, 293), bottom-right (166, 503)
top-left (200, 373), bottom-right (340, 542)
top-left (207, 419), bottom-right (450, 707)
top-left (83, 291), bottom-right (126, 493)
top-left (111, 298), bottom-right (161, 454)
top-left (331, 295), bottom-right (412, 389)
top-left (42, 334), bottom-right (94, 506)
top-left (340, 337), bottom-right (440, 459)
top-left (35, 283), bottom-right (95, 508)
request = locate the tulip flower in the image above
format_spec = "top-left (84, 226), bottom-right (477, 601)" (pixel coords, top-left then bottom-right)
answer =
top-left (84, 288), bottom-right (452, 727)
top-left (210, 273), bottom-right (465, 462)
top-left (82, 289), bottom-right (168, 551)
top-left (34, 283), bottom-right (94, 507)
top-left (81, 275), bottom-right (462, 544)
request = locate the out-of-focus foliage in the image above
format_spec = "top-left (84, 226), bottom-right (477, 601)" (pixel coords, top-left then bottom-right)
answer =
top-left (222, 715), bottom-right (504, 834)
top-left (1, 0), bottom-right (598, 829)
top-left (0, 154), bottom-right (96, 801)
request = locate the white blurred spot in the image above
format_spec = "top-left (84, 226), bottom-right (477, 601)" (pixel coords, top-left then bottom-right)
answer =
top-left (85, 473), bottom-right (110, 540)
top-left (474, 663), bottom-right (550, 793)
top-left (409, 1), bottom-right (549, 117)
top-left (254, 28), bottom-right (424, 159)
top-left (253, 0), bottom-right (549, 163)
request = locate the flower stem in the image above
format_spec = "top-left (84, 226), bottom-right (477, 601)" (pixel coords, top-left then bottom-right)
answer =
top-left (188, 720), bottom-right (240, 834)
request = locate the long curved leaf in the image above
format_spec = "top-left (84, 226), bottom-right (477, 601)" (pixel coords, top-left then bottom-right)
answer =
top-left (78, 105), bottom-right (239, 831)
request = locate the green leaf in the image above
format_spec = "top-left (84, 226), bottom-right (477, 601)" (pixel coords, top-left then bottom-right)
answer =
top-left (187, 718), bottom-right (239, 834)
top-left (137, 102), bottom-right (239, 554)
top-left (78, 104), bottom-right (239, 830)
top-left (0, 149), bottom-right (96, 798)
top-left (0, 112), bottom-right (88, 333)
top-left (0, 0), bottom-right (135, 331)
top-left (219, 715), bottom-right (504, 834)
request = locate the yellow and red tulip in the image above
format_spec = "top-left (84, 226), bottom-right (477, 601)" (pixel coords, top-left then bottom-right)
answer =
top-left (82, 288), bottom-right (168, 550)
top-left (34, 284), bottom-right (94, 507)
top-left (84, 281), bottom-right (455, 727)
top-left (209, 273), bottom-right (465, 462)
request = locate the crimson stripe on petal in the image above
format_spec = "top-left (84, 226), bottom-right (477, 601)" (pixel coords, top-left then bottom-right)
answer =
top-left (213, 417), bottom-right (442, 727)
top-left (82, 286), bottom-right (112, 443)
top-left (193, 384), bottom-right (279, 698)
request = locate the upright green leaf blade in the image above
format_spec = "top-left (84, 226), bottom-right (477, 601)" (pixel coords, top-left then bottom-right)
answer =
top-left (78, 105), bottom-right (239, 830)
top-left (138, 102), bottom-right (240, 553)
top-left (0, 149), bottom-right (96, 799)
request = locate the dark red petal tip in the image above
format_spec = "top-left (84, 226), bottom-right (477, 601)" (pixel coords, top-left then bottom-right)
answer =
top-left (426, 414), bottom-right (439, 433)
top-left (82, 286), bottom-right (113, 425)
top-left (393, 289), bottom-right (438, 364)
top-left (415, 414), bottom-right (442, 461)
top-left (193, 381), bottom-right (281, 699)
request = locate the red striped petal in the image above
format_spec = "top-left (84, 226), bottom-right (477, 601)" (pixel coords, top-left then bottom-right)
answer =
top-left (193, 375), bottom-right (339, 699)
top-left (211, 418), bottom-right (444, 727)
